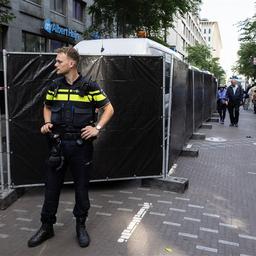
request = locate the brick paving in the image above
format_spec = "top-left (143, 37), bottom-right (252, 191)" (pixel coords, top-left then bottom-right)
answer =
top-left (1, 109), bottom-right (256, 256)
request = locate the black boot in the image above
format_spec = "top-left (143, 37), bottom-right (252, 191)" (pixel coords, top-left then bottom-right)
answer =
top-left (27, 223), bottom-right (54, 247)
top-left (76, 218), bottom-right (90, 247)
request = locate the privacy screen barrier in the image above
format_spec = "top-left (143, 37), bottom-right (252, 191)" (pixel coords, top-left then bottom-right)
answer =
top-left (6, 54), bottom-right (163, 186)
top-left (1, 52), bottom-right (217, 188)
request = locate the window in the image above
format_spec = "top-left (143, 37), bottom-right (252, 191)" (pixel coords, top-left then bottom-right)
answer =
top-left (50, 0), bottom-right (65, 14)
top-left (208, 36), bottom-right (211, 42)
top-left (203, 28), bottom-right (206, 34)
top-left (73, 0), bottom-right (84, 21)
top-left (49, 39), bottom-right (68, 52)
top-left (208, 28), bottom-right (211, 34)
top-left (22, 32), bottom-right (46, 52)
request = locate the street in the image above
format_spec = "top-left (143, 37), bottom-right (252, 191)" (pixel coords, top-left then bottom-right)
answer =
top-left (1, 109), bottom-right (256, 256)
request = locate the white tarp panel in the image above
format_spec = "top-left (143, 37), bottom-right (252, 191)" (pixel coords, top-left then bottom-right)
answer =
top-left (75, 38), bottom-right (180, 59)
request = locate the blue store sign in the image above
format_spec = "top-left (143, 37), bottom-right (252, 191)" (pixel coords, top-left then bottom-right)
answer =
top-left (43, 19), bottom-right (82, 41)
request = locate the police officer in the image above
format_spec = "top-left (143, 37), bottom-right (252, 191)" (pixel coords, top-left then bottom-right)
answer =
top-left (28, 47), bottom-right (114, 248)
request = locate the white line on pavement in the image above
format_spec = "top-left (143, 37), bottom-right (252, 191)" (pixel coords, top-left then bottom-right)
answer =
top-left (149, 212), bottom-right (166, 216)
top-left (128, 197), bottom-right (142, 201)
top-left (163, 221), bottom-right (181, 227)
top-left (117, 208), bottom-right (133, 212)
top-left (91, 204), bottom-right (103, 208)
top-left (196, 245), bottom-right (217, 253)
top-left (200, 227), bottom-right (219, 233)
top-left (137, 188), bottom-right (150, 191)
top-left (20, 227), bottom-right (37, 232)
top-left (188, 204), bottom-right (204, 209)
top-left (169, 207), bottom-right (186, 212)
top-left (16, 218), bottom-right (32, 222)
top-left (96, 212), bottom-right (112, 217)
top-left (219, 223), bottom-right (238, 229)
top-left (178, 232), bottom-right (198, 239)
top-left (203, 213), bottom-right (220, 218)
top-left (184, 217), bottom-right (201, 222)
top-left (239, 234), bottom-right (256, 240)
top-left (118, 202), bottom-right (151, 243)
top-left (119, 190), bottom-right (133, 194)
top-left (13, 209), bottom-right (28, 213)
top-left (0, 234), bottom-right (9, 238)
top-left (218, 240), bottom-right (239, 247)
top-left (157, 200), bottom-right (172, 204)
top-left (175, 197), bottom-right (190, 201)
top-left (146, 193), bottom-right (161, 197)
top-left (108, 200), bottom-right (123, 205)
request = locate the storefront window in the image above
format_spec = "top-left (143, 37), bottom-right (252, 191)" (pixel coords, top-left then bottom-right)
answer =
top-left (50, 0), bottom-right (65, 14)
top-left (73, 0), bottom-right (84, 21)
top-left (49, 39), bottom-right (68, 52)
top-left (22, 32), bottom-right (46, 52)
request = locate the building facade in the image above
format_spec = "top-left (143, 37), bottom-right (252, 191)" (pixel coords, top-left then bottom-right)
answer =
top-left (0, 0), bottom-right (91, 53)
top-left (200, 19), bottom-right (222, 59)
top-left (167, 13), bottom-right (207, 60)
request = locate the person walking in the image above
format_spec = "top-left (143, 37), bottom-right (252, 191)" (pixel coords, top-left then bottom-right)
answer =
top-left (248, 83), bottom-right (256, 113)
top-left (27, 47), bottom-right (114, 248)
top-left (226, 77), bottom-right (243, 127)
top-left (217, 85), bottom-right (227, 124)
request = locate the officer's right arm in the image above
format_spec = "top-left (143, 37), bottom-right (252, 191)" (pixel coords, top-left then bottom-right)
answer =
top-left (41, 105), bottom-right (53, 134)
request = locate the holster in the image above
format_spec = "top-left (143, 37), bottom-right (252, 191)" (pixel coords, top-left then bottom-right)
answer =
top-left (48, 134), bottom-right (64, 170)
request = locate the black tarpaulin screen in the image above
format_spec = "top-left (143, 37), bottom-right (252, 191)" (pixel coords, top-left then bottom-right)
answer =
top-left (7, 54), bottom-right (163, 186)
top-left (168, 58), bottom-right (189, 166)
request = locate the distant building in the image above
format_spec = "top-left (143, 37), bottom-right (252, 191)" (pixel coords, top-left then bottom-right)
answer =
top-left (166, 13), bottom-right (207, 60)
top-left (200, 19), bottom-right (222, 59)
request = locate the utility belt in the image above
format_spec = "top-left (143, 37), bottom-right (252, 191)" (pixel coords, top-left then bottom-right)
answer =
top-left (59, 132), bottom-right (82, 140)
top-left (47, 132), bottom-right (86, 170)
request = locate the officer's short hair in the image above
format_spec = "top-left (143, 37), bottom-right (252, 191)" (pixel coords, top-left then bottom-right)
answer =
top-left (56, 46), bottom-right (80, 65)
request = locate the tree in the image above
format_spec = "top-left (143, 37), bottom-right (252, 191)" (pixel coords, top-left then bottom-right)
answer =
top-left (186, 43), bottom-right (212, 70)
top-left (0, 0), bottom-right (15, 31)
top-left (85, 0), bottom-right (202, 39)
top-left (235, 14), bottom-right (256, 79)
top-left (236, 41), bottom-right (256, 80)
top-left (238, 16), bottom-right (256, 42)
top-left (186, 43), bottom-right (225, 82)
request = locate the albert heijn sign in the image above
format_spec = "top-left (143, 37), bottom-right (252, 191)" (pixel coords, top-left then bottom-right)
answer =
top-left (43, 19), bottom-right (82, 41)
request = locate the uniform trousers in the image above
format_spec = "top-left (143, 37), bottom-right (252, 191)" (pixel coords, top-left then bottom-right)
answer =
top-left (41, 139), bottom-right (92, 224)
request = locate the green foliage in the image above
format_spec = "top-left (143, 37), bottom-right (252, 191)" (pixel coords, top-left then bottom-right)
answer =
top-left (236, 41), bottom-right (256, 79)
top-left (0, 0), bottom-right (15, 30)
top-left (86, 0), bottom-right (202, 38)
top-left (186, 43), bottom-right (225, 82)
top-left (238, 16), bottom-right (256, 42)
top-left (236, 15), bottom-right (256, 79)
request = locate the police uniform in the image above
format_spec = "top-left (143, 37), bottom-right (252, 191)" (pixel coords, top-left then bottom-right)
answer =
top-left (41, 75), bottom-right (110, 224)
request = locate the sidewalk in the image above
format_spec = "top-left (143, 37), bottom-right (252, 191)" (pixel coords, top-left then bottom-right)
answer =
top-left (1, 109), bottom-right (256, 256)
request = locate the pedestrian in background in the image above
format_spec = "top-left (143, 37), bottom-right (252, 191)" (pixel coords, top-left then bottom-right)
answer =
top-left (248, 83), bottom-right (256, 113)
top-left (217, 85), bottom-right (227, 124)
top-left (27, 47), bottom-right (114, 248)
top-left (226, 77), bottom-right (244, 127)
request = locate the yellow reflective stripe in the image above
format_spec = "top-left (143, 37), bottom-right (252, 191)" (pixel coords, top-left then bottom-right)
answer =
top-left (54, 94), bottom-right (69, 101)
top-left (48, 90), bottom-right (54, 95)
top-left (58, 89), bottom-right (69, 93)
top-left (69, 94), bottom-right (92, 102)
top-left (93, 94), bottom-right (106, 101)
top-left (89, 90), bottom-right (100, 94)
top-left (46, 94), bottom-right (53, 100)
